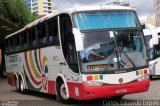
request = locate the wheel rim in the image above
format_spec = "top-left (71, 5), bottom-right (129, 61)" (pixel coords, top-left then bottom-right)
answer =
top-left (16, 79), bottom-right (19, 90)
top-left (20, 80), bottom-right (24, 91)
top-left (60, 83), bottom-right (68, 99)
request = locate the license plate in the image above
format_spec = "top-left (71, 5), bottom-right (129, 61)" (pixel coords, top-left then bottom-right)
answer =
top-left (116, 88), bottom-right (128, 94)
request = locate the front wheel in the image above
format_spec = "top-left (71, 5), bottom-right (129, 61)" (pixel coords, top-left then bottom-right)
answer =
top-left (57, 80), bottom-right (72, 104)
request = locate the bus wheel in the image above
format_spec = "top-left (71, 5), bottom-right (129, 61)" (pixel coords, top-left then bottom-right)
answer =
top-left (110, 95), bottom-right (124, 100)
top-left (19, 78), bottom-right (26, 94)
top-left (150, 75), bottom-right (153, 80)
top-left (15, 77), bottom-right (20, 93)
top-left (57, 80), bottom-right (72, 104)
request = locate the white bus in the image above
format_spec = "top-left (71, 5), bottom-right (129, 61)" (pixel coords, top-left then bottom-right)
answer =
top-left (5, 6), bottom-right (150, 103)
top-left (143, 26), bottom-right (160, 79)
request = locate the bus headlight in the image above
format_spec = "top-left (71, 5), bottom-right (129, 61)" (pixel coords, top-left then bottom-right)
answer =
top-left (137, 75), bottom-right (149, 81)
top-left (83, 81), bottom-right (103, 86)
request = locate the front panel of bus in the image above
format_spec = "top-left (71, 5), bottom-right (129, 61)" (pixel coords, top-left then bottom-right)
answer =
top-left (71, 10), bottom-right (150, 99)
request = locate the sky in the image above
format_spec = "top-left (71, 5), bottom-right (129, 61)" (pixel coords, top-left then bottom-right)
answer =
top-left (54, 0), bottom-right (154, 20)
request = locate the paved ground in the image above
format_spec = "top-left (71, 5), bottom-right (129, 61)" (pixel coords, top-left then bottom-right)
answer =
top-left (0, 77), bottom-right (160, 106)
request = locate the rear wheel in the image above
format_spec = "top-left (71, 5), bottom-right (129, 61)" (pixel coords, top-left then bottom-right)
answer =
top-left (57, 80), bottom-right (72, 104)
top-left (15, 77), bottom-right (20, 93)
top-left (19, 77), bottom-right (26, 94)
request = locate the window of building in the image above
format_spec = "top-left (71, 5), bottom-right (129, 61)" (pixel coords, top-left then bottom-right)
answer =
top-left (32, 0), bottom-right (38, 2)
top-left (32, 3), bottom-right (38, 6)
top-left (33, 7), bottom-right (38, 10)
top-left (33, 11), bottom-right (38, 15)
top-left (48, 3), bottom-right (51, 6)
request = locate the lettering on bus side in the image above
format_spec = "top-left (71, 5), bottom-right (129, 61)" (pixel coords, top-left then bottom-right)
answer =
top-left (8, 55), bottom-right (18, 63)
top-left (53, 56), bottom-right (59, 61)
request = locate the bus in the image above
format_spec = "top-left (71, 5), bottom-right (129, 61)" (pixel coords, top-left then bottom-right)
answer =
top-left (143, 26), bottom-right (160, 79)
top-left (5, 6), bottom-right (150, 103)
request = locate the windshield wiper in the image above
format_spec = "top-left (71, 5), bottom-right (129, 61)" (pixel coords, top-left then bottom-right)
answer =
top-left (118, 47), bottom-right (137, 69)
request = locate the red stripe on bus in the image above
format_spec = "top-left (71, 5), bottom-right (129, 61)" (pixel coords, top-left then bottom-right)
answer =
top-left (24, 52), bottom-right (41, 86)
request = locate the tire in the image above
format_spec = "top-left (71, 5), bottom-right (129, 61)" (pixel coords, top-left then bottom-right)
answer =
top-left (15, 77), bottom-right (20, 93)
top-left (150, 75), bottom-right (153, 80)
top-left (110, 95), bottom-right (124, 100)
top-left (19, 77), bottom-right (26, 94)
top-left (56, 80), bottom-right (73, 104)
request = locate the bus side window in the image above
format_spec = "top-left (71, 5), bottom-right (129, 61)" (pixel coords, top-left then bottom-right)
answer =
top-left (21, 32), bottom-right (28, 50)
top-left (37, 23), bottom-right (47, 45)
top-left (60, 14), bottom-right (79, 73)
top-left (15, 34), bottom-right (20, 52)
top-left (47, 18), bottom-right (58, 44)
top-left (5, 40), bottom-right (9, 54)
top-left (29, 28), bottom-right (37, 48)
top-left (9, 37), bottom-right (14, 53)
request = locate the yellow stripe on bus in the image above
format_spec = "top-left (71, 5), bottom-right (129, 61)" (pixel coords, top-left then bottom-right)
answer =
top-left (29, 51), bottom-right (41, 79)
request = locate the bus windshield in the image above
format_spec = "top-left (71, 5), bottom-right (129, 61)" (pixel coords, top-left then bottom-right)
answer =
top-left (79, 30), bottom-right (147, 73)
top-left (73, 11), bottom-right (140, 30)
top-left (72, 11), bottom-right (147, 73)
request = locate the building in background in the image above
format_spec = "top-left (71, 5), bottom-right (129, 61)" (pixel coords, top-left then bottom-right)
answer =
top-left (154, 0), bottom-right (160, 27)
top-left (141, 15), bottom-right (156, 27)
top-left (23, 0), bottom-right (57, 15)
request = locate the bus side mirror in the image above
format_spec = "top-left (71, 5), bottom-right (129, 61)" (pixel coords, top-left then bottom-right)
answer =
top-left (72, 28), bottom-right (84, 51)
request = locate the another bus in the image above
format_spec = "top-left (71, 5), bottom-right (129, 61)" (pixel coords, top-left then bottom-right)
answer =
top-left (143, 26), bottom-right (160, 79)
top-left (5, 6), bottom-right (150, 103)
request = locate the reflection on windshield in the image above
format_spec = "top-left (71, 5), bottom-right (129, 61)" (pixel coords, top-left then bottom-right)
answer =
top-left (80, 31), bottom-right (115, 62)
top-left (115, 30), bottom-right (142, 52)
top-left (79, 30), bottom-right (147, 72)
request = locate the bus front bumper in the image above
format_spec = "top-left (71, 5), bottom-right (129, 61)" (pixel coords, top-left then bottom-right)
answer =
top-left (67, 79), bottom-right (150, 100)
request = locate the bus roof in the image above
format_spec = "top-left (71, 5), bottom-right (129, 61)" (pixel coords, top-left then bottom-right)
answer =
top-left (5, 5), bottom-right (134, 39)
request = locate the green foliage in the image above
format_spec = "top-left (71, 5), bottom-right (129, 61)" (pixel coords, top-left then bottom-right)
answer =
top-left (0, 0), bottom-right (36, 28)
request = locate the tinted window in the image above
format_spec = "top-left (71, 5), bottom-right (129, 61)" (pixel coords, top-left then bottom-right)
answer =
top-left (9, 37), bottom-right (14, 53)
top-left (47, 18), bottom-right (58, 43)
top-left (21, 32), bottom-right (28, 50)
top-left (29, 28), bottom-right (37, 48)
top-left (15, 34), bottom-right (20, 52)
top-left (60, 14), bottom-right (79, 73)
top-left (37, 24), bottom-right (47, 45)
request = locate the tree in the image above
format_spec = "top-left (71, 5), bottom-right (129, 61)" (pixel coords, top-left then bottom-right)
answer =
top-left (0, 0), bottom-right (36, 28)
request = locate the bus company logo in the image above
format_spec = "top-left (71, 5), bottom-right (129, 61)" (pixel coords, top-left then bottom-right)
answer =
top-left (23, 49), bottom-right (49, 93)
top-left (119, 78), bottom-right (123, 83)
